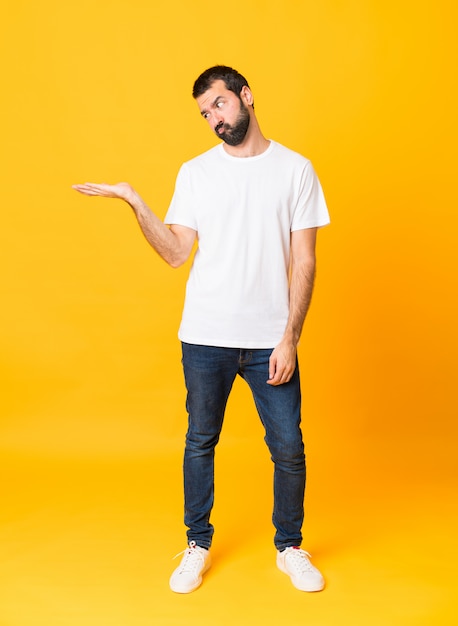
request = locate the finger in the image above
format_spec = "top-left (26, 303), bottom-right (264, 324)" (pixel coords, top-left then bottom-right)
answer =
top-left (269, 363), bottom-right (295, 386)
top-left (72, 183), bottom-right (112, 196)
top-left (268, 354), bottom-right (277, 382)
top-left (72, 188), bottom-right (103, 196)
top-left (72, 185), bottom-right (96, 195)
top-left (72, 183), bottom-right (100, 192)
top-left (267, 365), bottom-right (285, 386)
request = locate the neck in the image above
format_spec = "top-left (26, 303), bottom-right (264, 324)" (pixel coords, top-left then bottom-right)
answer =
top-left (222, 117), bottom-right (270, 158)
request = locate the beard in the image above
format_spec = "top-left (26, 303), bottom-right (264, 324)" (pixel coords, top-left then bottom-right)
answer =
top-left (214, 100), bottom-right (250, 146)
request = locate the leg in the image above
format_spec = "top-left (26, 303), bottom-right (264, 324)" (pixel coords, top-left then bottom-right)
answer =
top-left (240, 349), bottom-right (305, 551)
top-left (181, 343), bottom-right (239, 549)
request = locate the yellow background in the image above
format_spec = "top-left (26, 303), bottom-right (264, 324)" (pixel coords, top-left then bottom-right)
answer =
top-left (1, 1), bottom-right (457, 624)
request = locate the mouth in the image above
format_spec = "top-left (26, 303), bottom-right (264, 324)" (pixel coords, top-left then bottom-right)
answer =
top-left (215, 122), bottom-right (225, 134)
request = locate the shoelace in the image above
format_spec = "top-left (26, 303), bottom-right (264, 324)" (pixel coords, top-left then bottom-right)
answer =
top-left (285, 547), bottom-right (315, 573)
top-left (172, 541), bottom-right (205, 574)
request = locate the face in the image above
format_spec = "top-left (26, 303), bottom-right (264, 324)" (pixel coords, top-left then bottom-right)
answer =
top-left (196, 80), bottom-right (251, 146)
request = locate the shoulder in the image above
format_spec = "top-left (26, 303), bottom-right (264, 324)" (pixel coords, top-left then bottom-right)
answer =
top-left (174, 145), bottom-right (221, 186)
top-left (270, 141), bottom-right (312, 167)
top-left (183, 144), bottom-right (222, 169)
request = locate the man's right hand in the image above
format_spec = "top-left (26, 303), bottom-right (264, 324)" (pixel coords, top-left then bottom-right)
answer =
top-left (72, 182), bottom-right (136, 204)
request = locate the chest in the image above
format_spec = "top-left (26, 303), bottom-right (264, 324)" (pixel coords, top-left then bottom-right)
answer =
top-left (191, 165), bottom-right (298, 230)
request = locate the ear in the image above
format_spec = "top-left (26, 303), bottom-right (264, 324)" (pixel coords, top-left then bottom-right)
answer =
top-left (240, 85), bottom-right (254, 107)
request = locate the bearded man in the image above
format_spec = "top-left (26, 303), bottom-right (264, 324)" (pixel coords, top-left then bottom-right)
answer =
top-left (73, 65), bottom-right (330, 594)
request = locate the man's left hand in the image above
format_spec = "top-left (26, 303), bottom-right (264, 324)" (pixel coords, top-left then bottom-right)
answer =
top-left (267, 341), bottom-right (297, 386)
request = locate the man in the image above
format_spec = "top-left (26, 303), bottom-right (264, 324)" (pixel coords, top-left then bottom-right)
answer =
top-left (73, 65), bottom-right (330, 594)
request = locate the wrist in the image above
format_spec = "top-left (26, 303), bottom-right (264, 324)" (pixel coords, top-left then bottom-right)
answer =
top-left (126, 189), bottom-right (143, 211)
top-left (280, 330), bottom-right (299, 349)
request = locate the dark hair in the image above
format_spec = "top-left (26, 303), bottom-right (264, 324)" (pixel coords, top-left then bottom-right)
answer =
top-left (192, 65), bottom-right (251, 100)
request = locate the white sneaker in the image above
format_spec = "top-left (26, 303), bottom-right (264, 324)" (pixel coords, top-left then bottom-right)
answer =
top-left (169, 541), bottom-right (211, 593)
top-left (277, 547), bottom-right (325, 592)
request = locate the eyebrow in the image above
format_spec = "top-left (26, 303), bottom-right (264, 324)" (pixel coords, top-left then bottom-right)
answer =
top-left (200, 96), bottom-right (224, 117)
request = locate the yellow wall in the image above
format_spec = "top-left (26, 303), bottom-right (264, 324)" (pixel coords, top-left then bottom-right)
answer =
top-left (1, 0), bottom-right (456, 454)
top-left (0, 1), bottom-right (457, 622)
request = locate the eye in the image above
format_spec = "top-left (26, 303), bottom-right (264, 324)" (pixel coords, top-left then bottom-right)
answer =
top-left (216, 101), bottom-right (224, 108)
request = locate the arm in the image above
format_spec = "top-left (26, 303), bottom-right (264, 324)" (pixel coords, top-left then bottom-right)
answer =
top-left (72, 182), bottom-right (196, 268)
top-left (267, 227), bottom-right (317, 386)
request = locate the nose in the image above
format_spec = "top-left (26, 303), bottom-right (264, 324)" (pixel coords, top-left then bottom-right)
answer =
top-left (210, 110), bottom-right (223, 130)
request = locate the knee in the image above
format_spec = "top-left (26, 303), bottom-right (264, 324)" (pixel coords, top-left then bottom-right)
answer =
top-left (267, 436), bottom-right (305, 472)
top-left (186, 428), bottom-right (220, 454)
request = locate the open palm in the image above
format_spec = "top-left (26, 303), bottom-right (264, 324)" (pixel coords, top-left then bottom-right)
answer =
top-left (72, 182), bottom-right (134, 202)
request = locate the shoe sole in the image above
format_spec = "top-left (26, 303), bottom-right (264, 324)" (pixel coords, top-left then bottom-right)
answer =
top-left (169, 560), bottom-right (211, 594)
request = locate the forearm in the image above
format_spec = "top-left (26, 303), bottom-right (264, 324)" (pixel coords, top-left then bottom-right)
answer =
top-left (125, 191), bottom-right (185, 267)
top-left (267, 258), bottom-right (315, 386)
top-left (283, 257), bottom-right (316, 347)
top-left (73, 181), bottom-right (195, 267)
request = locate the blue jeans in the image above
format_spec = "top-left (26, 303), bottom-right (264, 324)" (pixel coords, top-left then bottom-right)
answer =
top-left (181, 342), bottom-right (306, 551)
